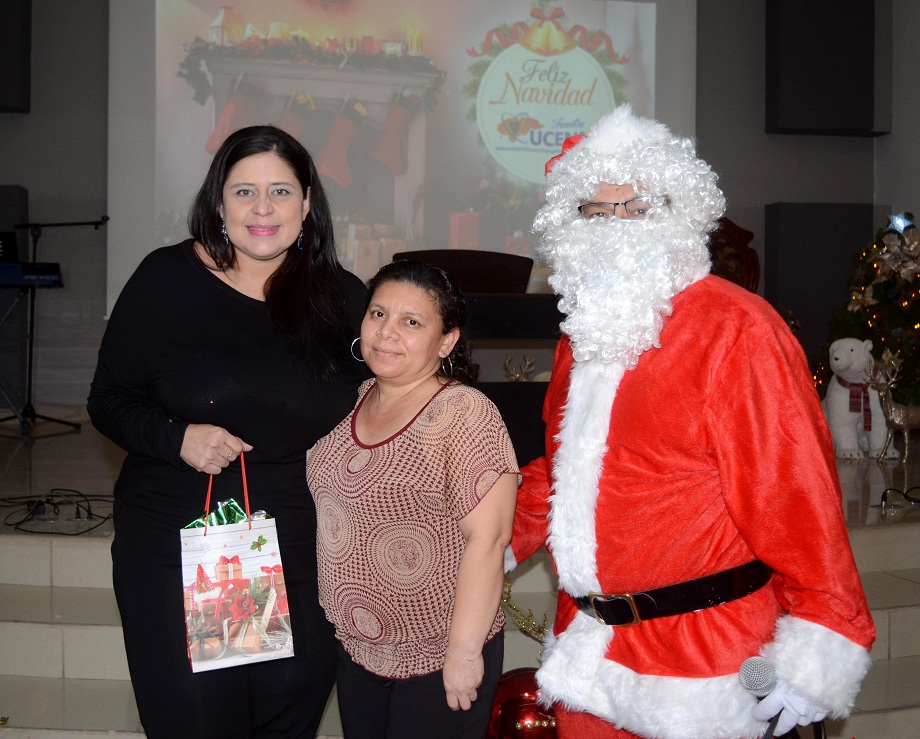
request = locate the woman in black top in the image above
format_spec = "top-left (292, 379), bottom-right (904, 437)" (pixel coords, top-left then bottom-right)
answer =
top-left (88, 126), bottom-right (366, 737)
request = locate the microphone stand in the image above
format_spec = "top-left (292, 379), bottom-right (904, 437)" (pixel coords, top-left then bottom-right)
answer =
top-left (0, 216), bottom-right (109, 434)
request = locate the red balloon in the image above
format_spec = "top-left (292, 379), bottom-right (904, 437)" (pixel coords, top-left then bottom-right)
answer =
top-left (487, 667), bottom-right (557, 738)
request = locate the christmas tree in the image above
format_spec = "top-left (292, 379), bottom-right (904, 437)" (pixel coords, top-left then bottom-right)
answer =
top-left (815, 212), bottom-right (920, 404)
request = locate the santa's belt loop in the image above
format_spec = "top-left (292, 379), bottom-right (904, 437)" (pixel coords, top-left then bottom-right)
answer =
top-left (573, 560), bottom-right (771, 626)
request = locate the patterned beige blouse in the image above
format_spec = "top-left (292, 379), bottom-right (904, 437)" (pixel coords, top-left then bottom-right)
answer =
top-left (307, 379), bottom-right (519, 679)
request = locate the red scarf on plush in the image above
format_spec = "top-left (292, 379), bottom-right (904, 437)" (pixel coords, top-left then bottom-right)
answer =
top-left (836, 376), bottom-right (872, 430)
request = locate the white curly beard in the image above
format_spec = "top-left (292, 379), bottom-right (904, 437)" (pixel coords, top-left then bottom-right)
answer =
top-left (539, 214), bottom-right (711, 367)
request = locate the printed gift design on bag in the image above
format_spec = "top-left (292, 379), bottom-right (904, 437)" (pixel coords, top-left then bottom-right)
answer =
top-left (179, 455), bottom-right (294, 672)
top-left (258, 563), bottom-right (289, 616)
top-left (181, 518), bottom-right (292, 670)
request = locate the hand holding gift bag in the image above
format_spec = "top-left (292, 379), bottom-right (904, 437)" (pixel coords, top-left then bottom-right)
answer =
top-left (180, 452), bottom-right (294, 672)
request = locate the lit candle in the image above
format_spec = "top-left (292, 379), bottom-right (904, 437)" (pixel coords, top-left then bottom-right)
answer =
top-left (406, 26), bottom-right (422, 56)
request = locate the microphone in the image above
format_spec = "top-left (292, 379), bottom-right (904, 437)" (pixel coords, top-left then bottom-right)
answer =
top-left (739, 656), bottom-right (775, 697)
top-left (738, 657), bottom-right (782, 739)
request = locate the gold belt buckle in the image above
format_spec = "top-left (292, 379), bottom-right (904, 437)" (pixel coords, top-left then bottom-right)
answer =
top-left (588, 592), bottom-right (641, 626)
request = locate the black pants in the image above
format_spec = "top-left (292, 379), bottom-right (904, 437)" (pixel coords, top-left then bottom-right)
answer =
top-left (335, 632), bottom-right (504, 739)
top-left (112, 524), bottom-right (336, 738)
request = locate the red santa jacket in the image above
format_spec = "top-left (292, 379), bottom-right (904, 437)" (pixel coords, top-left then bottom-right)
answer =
top-left (511, 276), bottom-right (875, 739)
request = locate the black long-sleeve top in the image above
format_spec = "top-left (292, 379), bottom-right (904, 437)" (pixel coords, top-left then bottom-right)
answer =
top-left (88, 240), bottom-right (367, 559)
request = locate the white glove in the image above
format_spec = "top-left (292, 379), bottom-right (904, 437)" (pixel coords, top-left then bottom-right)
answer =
top-left (752, 677), bottom-right (829, 737)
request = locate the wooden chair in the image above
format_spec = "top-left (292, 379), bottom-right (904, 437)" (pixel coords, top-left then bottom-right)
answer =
top-left (391, 249), bottom-right (533, 294)
top-left (708, 217), bottom-right (760, 293)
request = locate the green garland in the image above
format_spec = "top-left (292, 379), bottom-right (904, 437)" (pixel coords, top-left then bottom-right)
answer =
top-left (177, 36), bottom-right (445, 110)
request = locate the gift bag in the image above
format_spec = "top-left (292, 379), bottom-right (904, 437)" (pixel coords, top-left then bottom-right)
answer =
top-left (180, 453), bottom-right (294, 672)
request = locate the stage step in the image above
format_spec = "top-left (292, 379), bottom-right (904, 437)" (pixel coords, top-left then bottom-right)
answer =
top-left (0, 675), bottom-right (142, 737)
top-left (3, 528), bottom-right (920, 738)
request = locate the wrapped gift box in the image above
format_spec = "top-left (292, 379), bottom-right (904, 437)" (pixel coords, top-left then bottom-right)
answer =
top-left (215, 560), bottom-right (243, 580)
top-left (225, 589), bottom-right (281, 654)
top-left (189, 636), bottom-right (223, 662)
top-left (257, 568), bottom-right (286, 597)
top-left (227, 620), bottom-right (267, 654)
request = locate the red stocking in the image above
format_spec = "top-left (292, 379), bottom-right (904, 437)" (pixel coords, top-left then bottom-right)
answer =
top-left (368, 94), bottom-right (421, 176)
top-left (277, 94), bottom-right (316, 141)
top-left (315, 102), bottom-right (367, 189)
top-left (206, 79), bottom-right (265, 154)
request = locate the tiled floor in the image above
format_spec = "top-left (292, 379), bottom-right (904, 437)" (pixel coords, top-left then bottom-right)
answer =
top-left (3, 407), bottom-right (920, 738)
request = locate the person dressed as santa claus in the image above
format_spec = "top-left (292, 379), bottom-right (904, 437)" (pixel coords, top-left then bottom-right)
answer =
top-left (508, 105), bottom-right (875, 739)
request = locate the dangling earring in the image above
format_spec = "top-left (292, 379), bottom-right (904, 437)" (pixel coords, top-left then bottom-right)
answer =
top-left (350, 337), bottom-right (365, 363)
top-left (296, 228), bottom-right (303, 251)
top-left (440, 354), bottom-right (454, 378)
top-left (220, 220), bottom-right (229, 246)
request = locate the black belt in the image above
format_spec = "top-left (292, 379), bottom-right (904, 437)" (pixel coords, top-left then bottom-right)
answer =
top-left (573, 559), bottom-right (771, 626)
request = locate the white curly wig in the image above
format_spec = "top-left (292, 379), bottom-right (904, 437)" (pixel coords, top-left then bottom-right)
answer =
top-left (533, 105), bottom-right (726, 366)
top-left (537, 105), bottom-right (725, 234)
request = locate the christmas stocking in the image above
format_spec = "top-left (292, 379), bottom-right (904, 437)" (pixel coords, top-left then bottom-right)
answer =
top-left (277, 93), bottom-right (316, 141)
top-left (315, 101), bottom-right (368, 189)
top-left (205, 78), bottom-right (265, 155)
top-left (368, 93), bottom-right (421, 176)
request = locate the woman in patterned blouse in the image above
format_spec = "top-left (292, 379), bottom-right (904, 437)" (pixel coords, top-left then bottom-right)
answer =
top-left (307, 260), bottom-right (519, 738)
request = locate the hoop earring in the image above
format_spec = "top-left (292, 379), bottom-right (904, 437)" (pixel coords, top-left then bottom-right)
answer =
top-left (220, 220), bottom-right (229, 246)
top-left (440, 354), bottom-right (454, 378)
top-left (350, 337), bottom-right (365, 363)
top-left (296, 228), bottom-right (303, 251)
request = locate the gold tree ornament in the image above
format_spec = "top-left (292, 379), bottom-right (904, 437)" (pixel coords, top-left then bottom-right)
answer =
top-left (848, 285), bottom-right (877, 312)
top-left (502, 580), bottom-right (548, 646)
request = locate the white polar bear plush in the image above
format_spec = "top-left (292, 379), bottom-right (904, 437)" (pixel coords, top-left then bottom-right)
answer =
top-left (821, 338), bottom-right (897, 459)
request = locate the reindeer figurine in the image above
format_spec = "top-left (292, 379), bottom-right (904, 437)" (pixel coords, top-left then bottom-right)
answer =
top-left (502, 355), bottom-right (535, 382)
top-left (867, 351), bottom-right (920, 464)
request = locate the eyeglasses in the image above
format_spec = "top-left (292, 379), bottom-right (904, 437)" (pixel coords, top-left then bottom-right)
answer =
top-left (577, 196), bottom-right (668, 220)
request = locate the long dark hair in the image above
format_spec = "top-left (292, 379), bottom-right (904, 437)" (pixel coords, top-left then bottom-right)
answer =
top-left (366, 260), bottom-right (479, 385)
top-left (188, 125), bottom-right (349, 380)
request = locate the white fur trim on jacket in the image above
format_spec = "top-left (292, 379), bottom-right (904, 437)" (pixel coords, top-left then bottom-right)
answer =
top-left (761, 615), bottom-right (872, 717)
top-left (537, 612), bottom-right (766, 739)
top-left (548, 359), bottom-right (624, 595)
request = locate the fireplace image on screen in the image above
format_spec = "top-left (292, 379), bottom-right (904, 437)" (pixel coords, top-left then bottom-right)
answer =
top-left (206, 56), bottom-right (443, 281)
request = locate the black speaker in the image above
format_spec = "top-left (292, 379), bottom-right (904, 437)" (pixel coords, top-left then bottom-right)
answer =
top-left (0, 0), bottom-right (31, 113)
top-left (765, 0), bottom-right (891, 136)
top-left (764, 202), bottom-right (878, 367)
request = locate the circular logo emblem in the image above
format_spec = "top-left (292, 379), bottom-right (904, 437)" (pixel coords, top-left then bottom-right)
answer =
top-left (476, 43), bottom-right (615, 184)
